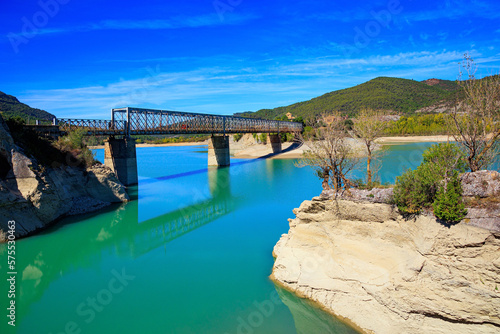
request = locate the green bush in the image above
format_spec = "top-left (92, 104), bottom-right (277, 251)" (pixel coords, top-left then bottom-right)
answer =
top-left (422, 142), bottom-right (467, 173)
top-left (433, 171), bottom-right (467, 223)
top-left (55, 128), bottom-right (96, 168)
top-left (233, 133), bottom-right (243, 142)
top-left (393, 143), bottom-right (467, 215)
top-left (259, 133), bottom-right (267, 144)
top-left (393, 168), bottom-right (431, 214)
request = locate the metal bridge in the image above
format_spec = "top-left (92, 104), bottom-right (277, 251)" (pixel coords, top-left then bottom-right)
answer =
top-left (47, 107), bottom-right (302, 136)
top-left (28, 107), bottom-right (303, 185)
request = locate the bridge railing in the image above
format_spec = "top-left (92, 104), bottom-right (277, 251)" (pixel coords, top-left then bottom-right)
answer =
top-left (57, 118), bottom-right (126, 135)
top-left (111, 107), bottom-right (303, 135)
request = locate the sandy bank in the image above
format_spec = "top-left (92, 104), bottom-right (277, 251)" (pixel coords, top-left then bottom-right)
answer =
top-left (376, 135), bottom-right (455, 144)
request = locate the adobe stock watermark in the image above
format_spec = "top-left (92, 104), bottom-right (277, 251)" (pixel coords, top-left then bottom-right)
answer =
top-left (341, 0), bottom-right (404, 58)
top-left (8, 0), bottom-right (70, 54)
top-left (224, 290), bottom-right (283, 334)
top-left (48, 268), bottom-right (135, 334)
top-left (213, 0), bottom-right (243, 22)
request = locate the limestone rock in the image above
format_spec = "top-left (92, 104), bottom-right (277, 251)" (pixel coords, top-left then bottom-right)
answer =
top-left (272, 198), bottom-right (500, 334)
top-left (86, 164), bottom-right (129, 202)
top-left (461, 170), bottom-right (500, 197)
top-left (0, 115), bottom-right (130, 240)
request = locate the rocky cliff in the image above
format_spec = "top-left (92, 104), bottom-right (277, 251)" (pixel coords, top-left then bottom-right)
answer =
top-left (0, 116), bottom-right (129, 241)
top-left (272, 189), bottom-right (500, 333)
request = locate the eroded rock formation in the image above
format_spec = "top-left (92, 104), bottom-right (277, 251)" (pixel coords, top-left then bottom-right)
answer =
top-left (272, 195), bottom-right (500, 334)
top-left (0, 116), bottom-right (129, 240)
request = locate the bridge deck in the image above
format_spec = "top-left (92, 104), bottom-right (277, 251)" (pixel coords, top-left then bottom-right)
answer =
top-left (30, 107), bottom-right (303, 136)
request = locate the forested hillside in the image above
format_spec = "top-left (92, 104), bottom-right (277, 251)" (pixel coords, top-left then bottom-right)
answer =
top-left (237, 77), bottom-right (461, 120)
top-left (0, 91), bottom-right (55, 121)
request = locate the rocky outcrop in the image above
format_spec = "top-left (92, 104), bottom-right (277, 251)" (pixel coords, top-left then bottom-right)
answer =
top-left (272, 197), bottom-right (500, 334)
top-left (461, 170), bottom-right (500, 198)
top-left (0, 116), bottom-right (129, 240)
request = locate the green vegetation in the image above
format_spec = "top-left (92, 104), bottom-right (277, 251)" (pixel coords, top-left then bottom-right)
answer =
top-left (384, 114), bottom-right (448, 135)
top-left (54, 128), bottom-right (96, 167)
top-left (393, 143), bottom-right (467, 218)
top-left (0, 91), bottom-right (55, 123)
top-left (259, 133), bottom-right (267, 144)
top-left (238, 77), bottom-right (460, 120)
top-left (233, 133), bottom-right (243, 142)
top-left (433, 171), bottom-right (468, 224)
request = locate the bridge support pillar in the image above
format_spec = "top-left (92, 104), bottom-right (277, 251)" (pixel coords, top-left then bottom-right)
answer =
top-left (104, 137), bottom-right (138, 186)
top-left (208, 135), bottom-right (230, 167)
top-left (268, 134), bottom-right (282, 154)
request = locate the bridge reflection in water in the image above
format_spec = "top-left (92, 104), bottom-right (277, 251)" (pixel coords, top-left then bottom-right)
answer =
top-left (116, 167), bottom-right (237, 257)
top-left (14, 167), bottom-right (237, 324)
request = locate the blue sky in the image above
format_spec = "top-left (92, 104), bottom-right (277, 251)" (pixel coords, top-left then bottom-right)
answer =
top-left (1, 0), bottom-right (500, 118)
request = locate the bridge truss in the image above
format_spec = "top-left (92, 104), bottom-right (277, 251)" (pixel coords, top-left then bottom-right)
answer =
top-left (37, 107), bottom-right (303, 136)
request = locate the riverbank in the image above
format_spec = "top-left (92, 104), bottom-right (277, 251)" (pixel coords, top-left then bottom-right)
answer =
top-left (0, 115), bottom-right (129, 241)
top-left (271, 172), bottom-right (500, 334)
top-left (375, 135), bottom-right (455, 144)
top-left (91, 135), bottom-right (453, 156)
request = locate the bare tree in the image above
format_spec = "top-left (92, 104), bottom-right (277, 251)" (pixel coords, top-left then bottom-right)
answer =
top-left (449, 53), bottom-right (500, 171)
top-left (296, 112), bottom-right (360, 194)
top-left (351, 108), bottom-right (388, 185)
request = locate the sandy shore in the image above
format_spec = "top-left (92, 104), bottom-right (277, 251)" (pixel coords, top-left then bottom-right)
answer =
top-left (376, 135), bottom-right (455, 144)
top-left (90, 135), bottom-right (454, 159)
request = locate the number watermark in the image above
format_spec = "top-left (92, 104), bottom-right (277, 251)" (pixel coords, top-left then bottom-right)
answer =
top-left (6, 220), bottom-right (16, 327)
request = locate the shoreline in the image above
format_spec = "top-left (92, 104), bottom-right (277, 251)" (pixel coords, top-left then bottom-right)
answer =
top-left (375, 135), bottom-right (455, 144)
top-left (90, 135), bottom-right (456, 160)
top-left (271, 192), bottom-right (500, 334)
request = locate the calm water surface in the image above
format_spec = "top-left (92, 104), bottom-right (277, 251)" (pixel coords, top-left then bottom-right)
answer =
top-left (0, 142), bottom-right (440, 334)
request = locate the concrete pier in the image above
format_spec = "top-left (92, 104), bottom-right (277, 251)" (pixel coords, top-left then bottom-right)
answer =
top-left (104, 137), bottom-right (138, 186)
top-left (268, 134), bottom-right (282, 154)
top-left (208, 135), bottom-right (230, 167)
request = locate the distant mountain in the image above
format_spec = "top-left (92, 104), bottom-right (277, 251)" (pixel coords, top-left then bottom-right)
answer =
top-left (237, 77), bottom-right (461, 120)
top-left (0, 91), bottom-right (55, 122)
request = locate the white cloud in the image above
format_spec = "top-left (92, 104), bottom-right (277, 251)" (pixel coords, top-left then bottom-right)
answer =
top-left (7, 13), bottom-right (258, 38)
top-left (19, 50), bottom-right (485, 118)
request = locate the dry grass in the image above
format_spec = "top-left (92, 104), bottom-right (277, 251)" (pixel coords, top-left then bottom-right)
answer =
top-left (463, 196), bottom-right (500, 211)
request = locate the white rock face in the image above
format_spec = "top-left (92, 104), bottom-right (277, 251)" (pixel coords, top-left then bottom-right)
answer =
top-left (0, 116), bottom-right (129, 240)
top-left (272, 198), bottom-right (500, 334)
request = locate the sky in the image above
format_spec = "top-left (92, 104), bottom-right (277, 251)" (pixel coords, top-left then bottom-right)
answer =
top-left (1, 0), bottom-right (500, 118)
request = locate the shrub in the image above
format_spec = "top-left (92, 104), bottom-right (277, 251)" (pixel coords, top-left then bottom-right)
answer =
top-left (433, 171), bottom-right (468, 223)
top-left (422, 142), bottom-right (467, 173)
top-left (233, 133), bottom-right (243, 142)
top-left (393, 143), bottom-right (467, 216)
top-left (259, 133), bottom-right (267, 144)
top-left (393, 168), bottom-right (430, 214)
top-left (55, 128), bottom-right (96, 168)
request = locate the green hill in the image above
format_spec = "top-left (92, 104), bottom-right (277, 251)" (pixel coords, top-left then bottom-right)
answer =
top-left (0, 91), bottom-right (55, 122)
top-left (237, 77), bottom-right (461, 120)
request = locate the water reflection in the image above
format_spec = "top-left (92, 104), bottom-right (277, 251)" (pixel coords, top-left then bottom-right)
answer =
top-left (275, 285), bottom-right (360, 334)
top-left (4, 167), bottom-right (240, 330)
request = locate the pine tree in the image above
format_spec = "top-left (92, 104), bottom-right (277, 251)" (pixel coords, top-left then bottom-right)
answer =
top-left (433, 171), bottom-right (468, 224)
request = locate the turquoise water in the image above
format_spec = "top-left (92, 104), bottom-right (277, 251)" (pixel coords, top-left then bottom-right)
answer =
top-left (0, 142), bottom-right (449, 334)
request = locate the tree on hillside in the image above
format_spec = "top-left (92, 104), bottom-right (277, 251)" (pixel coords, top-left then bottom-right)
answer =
top-left (296, 112), bottom-right (360, 194)
top-left (449, 53), bottom-right (500, 171)
top-left (351, 108), bottom-right (389, 186)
